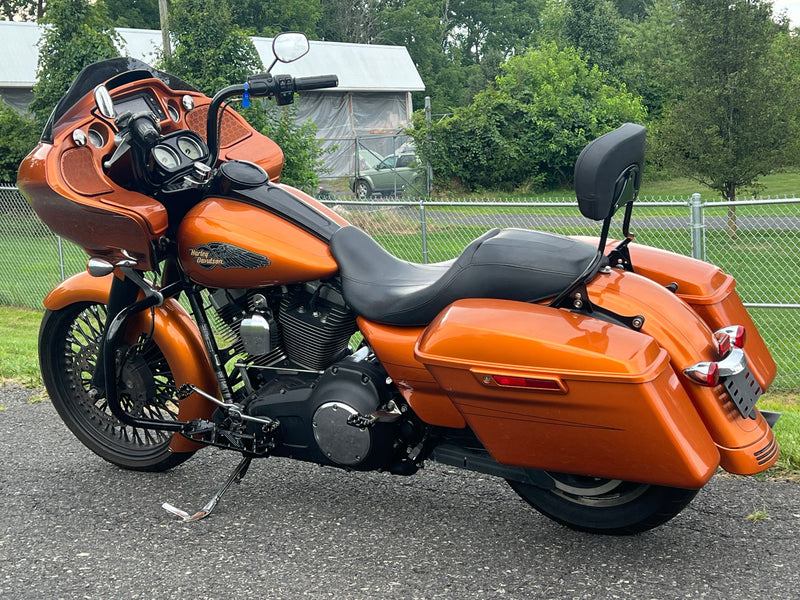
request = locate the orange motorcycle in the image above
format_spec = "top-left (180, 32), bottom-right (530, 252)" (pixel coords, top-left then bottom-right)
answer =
top-left (18, 33), bottom-right (778, 534)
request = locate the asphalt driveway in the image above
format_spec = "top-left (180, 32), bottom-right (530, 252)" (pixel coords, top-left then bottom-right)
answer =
top-left (1, 384), bottom-right (799, 600)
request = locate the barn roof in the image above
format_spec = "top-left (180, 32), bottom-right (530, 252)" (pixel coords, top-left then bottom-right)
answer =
top-left (0, 21), bottom-right (425, 93)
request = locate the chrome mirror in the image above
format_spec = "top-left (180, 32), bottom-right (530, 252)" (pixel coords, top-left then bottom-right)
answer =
top-left (93, 85), bottom-right (115, 119)
top-left (272, 32), bottom-right (310, 64)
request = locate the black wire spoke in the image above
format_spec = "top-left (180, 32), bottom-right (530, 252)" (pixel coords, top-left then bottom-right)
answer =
top-left (58, 302), bottom-right (182, 450)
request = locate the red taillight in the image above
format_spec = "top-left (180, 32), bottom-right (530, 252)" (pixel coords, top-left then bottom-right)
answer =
top-left (715, 325), bottom-right (746, 355)
top-left (490, 375), bottom-right (565, 392)
top-left (714, 331), bottom-right (732, 358)
top-left (729, 326), bottom-right (747, 348)
top-left (684, 361), bottom-right (720, 386)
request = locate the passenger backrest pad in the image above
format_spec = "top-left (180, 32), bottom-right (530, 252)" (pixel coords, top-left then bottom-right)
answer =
top-left (574, 123), bottom-right (646, 221)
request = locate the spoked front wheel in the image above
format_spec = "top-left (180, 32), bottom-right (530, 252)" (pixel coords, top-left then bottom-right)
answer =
top-left (39, 302), bottom-right (193, 471)
top-left (508, 472), bottom-right (698, 535)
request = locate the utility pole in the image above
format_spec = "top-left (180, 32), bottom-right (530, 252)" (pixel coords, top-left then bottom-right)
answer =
top-left (158, 0), bottom-right (171, 60)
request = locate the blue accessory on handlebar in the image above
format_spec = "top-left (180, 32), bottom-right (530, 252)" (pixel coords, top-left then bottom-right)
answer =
top-left (242, 81), bottom-right (251, 108)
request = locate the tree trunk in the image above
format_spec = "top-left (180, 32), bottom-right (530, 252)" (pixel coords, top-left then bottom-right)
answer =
top-left (725, 183), bottom-right (737, 239)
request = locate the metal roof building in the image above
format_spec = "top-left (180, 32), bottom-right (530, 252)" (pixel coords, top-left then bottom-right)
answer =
top-left (0, 21), bottom-right (425, 177)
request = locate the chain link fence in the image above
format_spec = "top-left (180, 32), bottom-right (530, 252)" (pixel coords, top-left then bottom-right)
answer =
top-left (2, 183), bottom-right (798, 389)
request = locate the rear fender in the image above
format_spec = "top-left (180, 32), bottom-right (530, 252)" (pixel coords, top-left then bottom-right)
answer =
top-left (44, 271), bottom-right (217, 453)
top-left (576, 237), bottom-right (776, 388)
top-left (586, 267), bottom-right (777, 475)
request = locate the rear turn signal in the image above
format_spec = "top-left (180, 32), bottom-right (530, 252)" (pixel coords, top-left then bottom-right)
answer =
top-left (684, 361), bottom-right (720, 387)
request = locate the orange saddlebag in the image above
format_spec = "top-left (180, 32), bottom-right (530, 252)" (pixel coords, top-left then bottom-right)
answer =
top-left (415, 299), bottom-right (720, 489)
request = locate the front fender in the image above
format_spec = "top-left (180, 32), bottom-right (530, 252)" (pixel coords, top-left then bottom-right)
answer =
top-left (44, 271), bottom-right (217, 453)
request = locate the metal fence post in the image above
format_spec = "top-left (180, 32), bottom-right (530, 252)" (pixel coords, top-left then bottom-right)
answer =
top-left (689, 193), bottom-right (705, 261)
top-left (420, 197), bottom-right (429, 264)
top-left (425, 96), bottom-right (433, 196)
top-left (57, 235), bottom-right (66, 281)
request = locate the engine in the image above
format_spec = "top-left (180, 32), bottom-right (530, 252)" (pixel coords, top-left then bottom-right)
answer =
top-left (207, 281), bottom-right (421, 472)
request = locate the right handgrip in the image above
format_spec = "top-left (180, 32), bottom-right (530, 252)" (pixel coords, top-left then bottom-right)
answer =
top-left (293, 75), bottom-right (339, 91)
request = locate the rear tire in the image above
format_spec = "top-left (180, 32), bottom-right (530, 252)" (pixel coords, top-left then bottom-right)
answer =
top-left (508, 472), bottom-right (698, 535)
top-left (39, 302), bottom-right (194, 471)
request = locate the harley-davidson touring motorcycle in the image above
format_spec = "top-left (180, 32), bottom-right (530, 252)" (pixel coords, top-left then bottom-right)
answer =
top-left (17, 33), bottom-right (779, 534)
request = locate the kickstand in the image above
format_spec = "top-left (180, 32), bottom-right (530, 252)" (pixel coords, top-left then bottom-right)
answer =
top-left (162, 455), bottom-right (252, 522)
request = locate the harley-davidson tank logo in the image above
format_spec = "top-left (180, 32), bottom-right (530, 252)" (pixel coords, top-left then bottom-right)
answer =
top-left (189, 242), bottom-right (271, 270)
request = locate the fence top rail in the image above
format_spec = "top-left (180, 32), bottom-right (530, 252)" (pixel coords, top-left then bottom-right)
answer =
top-left (698, 197), bottom-right (800, 207)
top-left (323, 196), bottom-right (800, 208)
top-left (323, 199), bottom-right (690, 209)
top-left (2, 181), bottom-right (798, 208)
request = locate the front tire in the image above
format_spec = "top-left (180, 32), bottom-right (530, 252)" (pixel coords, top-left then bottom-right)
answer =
top-left (508, 472), bottom-right (698, 535)
top-left (39, 302), bottom-right (194, 471)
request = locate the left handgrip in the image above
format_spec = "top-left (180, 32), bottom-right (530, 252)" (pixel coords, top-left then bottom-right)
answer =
top-left (131, 113), bottom-right (161, 147)
top-left (293, 75), bottom-right (339, 91)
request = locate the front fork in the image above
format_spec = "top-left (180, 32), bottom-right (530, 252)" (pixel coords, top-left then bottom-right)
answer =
top-left (92, 269), bottom-right (184, 432)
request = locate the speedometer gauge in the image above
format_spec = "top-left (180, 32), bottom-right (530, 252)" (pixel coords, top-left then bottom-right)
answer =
top-left (153, 145), bottom-right (180, 170)
top-left (178, 136), bottom-right (204, 160)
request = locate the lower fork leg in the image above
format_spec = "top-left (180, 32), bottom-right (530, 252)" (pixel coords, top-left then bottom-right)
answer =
top-left (162, 455), bottom-right (252, 522)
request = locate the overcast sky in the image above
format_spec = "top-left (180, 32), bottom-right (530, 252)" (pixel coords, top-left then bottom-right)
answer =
top-left (773, 0), bottom-right (800, 26)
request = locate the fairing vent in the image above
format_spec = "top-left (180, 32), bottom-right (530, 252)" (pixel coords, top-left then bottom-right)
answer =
top-left (186, 105), bottom-right (251, 148)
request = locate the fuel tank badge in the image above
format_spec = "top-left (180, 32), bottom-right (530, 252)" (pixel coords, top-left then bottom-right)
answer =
top-left (189, 242), bottom-right (270, 270)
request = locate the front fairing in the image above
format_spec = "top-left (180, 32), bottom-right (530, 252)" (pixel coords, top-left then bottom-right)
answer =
top-left (41, 57), bottom-right (197, 143)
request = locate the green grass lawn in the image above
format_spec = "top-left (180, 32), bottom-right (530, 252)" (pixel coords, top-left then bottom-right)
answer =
top-left (0, 306), bottom-right (42, 387)
top-left (423, 168), bottom-right (800, 202)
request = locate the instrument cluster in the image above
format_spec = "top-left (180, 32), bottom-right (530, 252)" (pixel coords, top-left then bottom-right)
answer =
top-left (151, 131), bottom-right (209, 175)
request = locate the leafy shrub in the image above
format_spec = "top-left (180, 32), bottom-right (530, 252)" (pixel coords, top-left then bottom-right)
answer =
top-left (409, 43), bottom-right (646, 192)
top-left (0, 103), bottom-right (39, 183)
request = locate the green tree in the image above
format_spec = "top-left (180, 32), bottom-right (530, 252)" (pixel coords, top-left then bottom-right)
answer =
top-left (564, 0), bottom-right (621, 74)
top-left (231, 0), bottom-right (322, 37)
top-left (0, 0), bottom-right (44, 20)
top-left (658, 0), bottom-right (798, 210)
top-left (448, 0), bottom-right (545, 66)
top-left (378, 0), bottom-right (546, 111)
top-left (105, 0), bottom-right (160, 29)
top-left (611, 0), bottom-right (653, 21)
top-left (617, 0), bottom-right (682, 118)
top-left (319, 0), bottom-right (380, 43)
top-left (410, 42), bottom-right (645, 191)
top-left (160, 0), bottom-right (263, 96)
top-left (29, 0), bottom-right (120, 127)
top-left (0, 101), bottom-right (39, 182)
top-left (377, 0), bottom-right (466, 110)
top-left (247, 103), bottom-right (329, 193)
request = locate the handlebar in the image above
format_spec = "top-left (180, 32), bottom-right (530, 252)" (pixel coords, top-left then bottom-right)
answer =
top-left (205, 73), bottom-right (339, 167)
top-left (292, 75), bottom-right (340, 91)
top-left (131, 113), bottom-right (161, 147)
top-left (247, 73), bottom-right (339, 105)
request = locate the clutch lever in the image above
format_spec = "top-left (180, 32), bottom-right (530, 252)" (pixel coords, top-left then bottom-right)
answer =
top-left (103, 111), bottom-right (160, 170)
top-left (103, 131), bottom-right (131, 170)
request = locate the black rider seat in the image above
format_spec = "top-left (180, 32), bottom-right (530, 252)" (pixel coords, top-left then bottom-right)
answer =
top-left (329, 226), bottom-right (600, 326)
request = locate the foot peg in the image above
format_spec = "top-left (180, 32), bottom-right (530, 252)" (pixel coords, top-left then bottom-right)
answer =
top-left (162, 455), bottom-right (252, 522)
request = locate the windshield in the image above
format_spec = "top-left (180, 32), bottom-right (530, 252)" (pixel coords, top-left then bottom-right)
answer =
top-left (41, 57), bottom-right (198, 143)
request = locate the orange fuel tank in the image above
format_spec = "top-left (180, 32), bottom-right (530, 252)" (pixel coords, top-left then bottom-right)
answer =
top-left (177, 169), bottom-right (346, 288)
